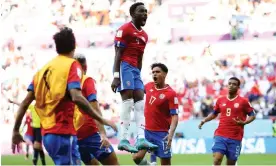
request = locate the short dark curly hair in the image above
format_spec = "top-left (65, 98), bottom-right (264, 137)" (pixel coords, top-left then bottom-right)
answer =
top-left (151, 63), bottom-right (168, 73)
top-left (129, 2), bottom-right (144, 17)
top-left (53, 27), bottom-right (76, 54)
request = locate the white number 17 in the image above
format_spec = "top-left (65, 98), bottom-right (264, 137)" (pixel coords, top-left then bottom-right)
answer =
top-left (149, 96), bottom-right (156, 105)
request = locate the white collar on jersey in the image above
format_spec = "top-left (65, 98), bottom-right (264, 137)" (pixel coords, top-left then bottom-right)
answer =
top-left (131, 22), bottom-right (143, 32)
top-left (227, 95), bottom-right (239, 101)
top-left (154, 85), bottom-right (169, 91)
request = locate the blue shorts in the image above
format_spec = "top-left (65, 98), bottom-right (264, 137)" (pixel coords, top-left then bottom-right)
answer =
top-left (43, 134), bottom-right (81, 165)
top-left (77, 133), bottom-right (114, 164)
top-left (145, 130), bottom-right (171, 159)
top-left (24, 134), bottom-right (34, 143)
top-left (212, 136), bottom-right (241, 161)
top-left (117, 61), bottom-right (144, 91)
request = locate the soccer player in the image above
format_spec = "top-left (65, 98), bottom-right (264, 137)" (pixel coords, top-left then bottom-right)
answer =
top-left (111, 2), bottom-right (157, 153)
top-left (198, 77), bottom-right (256, 166)
top-left (74, 54), bottom-right (119, 165)
top-left (132, 63), bottom-right (179, 165)
top-left (22, 110), bottom-right (33, 160)
top-left (12, 27), bottom-right (117, 165)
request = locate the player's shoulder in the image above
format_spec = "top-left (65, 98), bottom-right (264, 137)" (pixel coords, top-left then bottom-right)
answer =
top-left (118, 22), bottom-right (132, 31)
top-left (215, 95), bottom-right (227, 103)
top-left (145, 82), bottom-right (155, 89)
top-left (237, 95), bottom-right (249, 103)
top-left (167, 85), bottom-right (177, 95)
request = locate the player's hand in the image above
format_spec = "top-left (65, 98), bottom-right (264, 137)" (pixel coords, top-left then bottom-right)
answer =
top-left (12, 131), bottom-right (24, 153)
top-left (100, 134), bottom-right (110, 149)
top-left (111, 78), bottom-right (120, 93)
top-left (163, 134), bottom-right (173, 150)
top-left (198, 120), bottom-right (205, 129)
top-left (103, 119), bottom-right (118, 132)
top-left (233, 117), bottom-right (246, 126)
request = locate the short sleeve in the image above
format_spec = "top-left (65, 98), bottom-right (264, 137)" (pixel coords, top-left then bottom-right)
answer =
top-left (67, 61), bottom-right (82, 91)
top-left (244, 99), bottom-right (255, 116)
top-left (169, 92), bottom-right (179, 115)
top-left (27, 80), bottom-right (34, 92)
top-left (83, 77), bottom-right (97, 102)
top-left (213, 98), bottom-right (220, 115)
top-left (114, 26), bottom-right (129, 48)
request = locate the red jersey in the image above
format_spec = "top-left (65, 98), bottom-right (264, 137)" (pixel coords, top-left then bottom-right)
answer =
top-left (213, 95), bottom-right (254, 141)
top-left (114, 22), bottom-right (148, 67)
top-left (77, 77), bottom-right (98, 140)
top-left (25, 114), bottom-right (33, 136)
top-left (144, 82), bottom-right (179, 132)
top-left (27, 61), bottom-right (82, 136)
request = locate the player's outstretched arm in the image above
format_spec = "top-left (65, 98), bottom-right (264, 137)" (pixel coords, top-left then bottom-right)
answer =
top-left (111, 47), bottom-right (124, 92)
top-left (198, 112), bottom-right (218, 129)
top-left (89, 101), bottom-right (110, 148)
top-left (69, 89), bottom-right (118, 131)
top-left (12, 91), bottom-right (35, 153)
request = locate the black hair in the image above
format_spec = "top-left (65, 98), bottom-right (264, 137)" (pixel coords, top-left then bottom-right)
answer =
top-left (129, 2), bottom-right (144, 17)
top-left (74, 53), bottom-right (86, 65)
top-left (151, 63), bottom-right (168, 73)
top-left (229, 77), bottom-right (241, 86)
top-left (53, 27), bottom-right (76, 54)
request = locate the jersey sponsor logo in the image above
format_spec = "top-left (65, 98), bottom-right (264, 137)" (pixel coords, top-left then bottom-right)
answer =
top-left (174, 97), bottom-right (178, 104)
top-left (159, 94), bottom-right (165, 99)
top-left (116, 30), bottom-right (122, 37)
top-left (77, 68), bottom-right (82, 78)
top-left (234, 103), bottom-right (239, 108)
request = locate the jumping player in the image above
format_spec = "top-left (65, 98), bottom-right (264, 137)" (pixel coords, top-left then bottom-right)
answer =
top-left (111, 2), bottom-right (157, 153)
top-left (132, 63), bottom-right (179, 165)
top-left (74, 54), bottom-right (119, 165)
top-left (199, 77), bottom-right (256, 165)
top-left (12, 27), bottom-right (117, 165)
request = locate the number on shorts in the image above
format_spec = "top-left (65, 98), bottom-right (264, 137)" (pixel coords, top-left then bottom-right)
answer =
top-left (149, 96), bottom-right (156, 105)
top-left (226, 108), bottom-right (231, 116)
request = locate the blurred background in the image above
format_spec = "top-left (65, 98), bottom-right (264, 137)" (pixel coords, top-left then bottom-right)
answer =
top-left (1, 0), bottom-right (276, 163)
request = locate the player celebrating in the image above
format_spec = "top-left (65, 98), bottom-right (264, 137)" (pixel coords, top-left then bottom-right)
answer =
top-left (198, 77), bottom-right (256, 165)
top-left (74, 54), bottom-right (119, 165)
top-left (111, 2), bottom-right (157, 153)
top-left (12, 27), bottom-right (117, 165)
top-left (132, 63), bottom-right (179, 165)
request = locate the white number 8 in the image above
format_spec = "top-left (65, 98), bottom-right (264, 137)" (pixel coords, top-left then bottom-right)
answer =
top-left (226, 108), bottom-right (231, 116)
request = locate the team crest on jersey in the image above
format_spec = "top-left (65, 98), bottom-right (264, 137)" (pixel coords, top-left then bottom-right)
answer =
top-left (159, 94), bottom-right (165, 99)
top-left (126, 81), bottom-right (131, 86)
top-left (234, 103), bottom-right (239, 108)
top-left (149, 89), bottom-right (153, 92)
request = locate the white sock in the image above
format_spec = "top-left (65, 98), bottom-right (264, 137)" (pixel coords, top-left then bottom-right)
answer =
top-left (120, 99), bottom-right (134, 140)
top-left (134, 100), bottom-right (145, 139)
top-left (139, 158), bottom-right (150, 165)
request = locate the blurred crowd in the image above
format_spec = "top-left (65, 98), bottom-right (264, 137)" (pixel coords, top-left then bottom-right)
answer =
top-left (1, 0), bottom-right (276, 124)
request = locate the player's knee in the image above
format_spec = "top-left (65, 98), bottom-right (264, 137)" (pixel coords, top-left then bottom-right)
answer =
top-left (213, 157), bottom-right (223, 165)
top-left (33, 142), bottom-right (42, 149)
top-left (120, 90), bottom-right (134, 100)
top-left (132, 153), bottom-right (144, 165)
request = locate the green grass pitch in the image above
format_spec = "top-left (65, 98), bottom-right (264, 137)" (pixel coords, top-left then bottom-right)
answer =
top-left (1, 154), bottom-right (276, 165)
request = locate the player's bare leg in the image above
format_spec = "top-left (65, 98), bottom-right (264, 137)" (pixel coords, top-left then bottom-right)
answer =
top-left (226, 158), bottom-right (237, 166)
top-left (99, 152), bottom-right (119, 165)
top-left (160, 158), bottom-right (171, 165)
top-left (213, 152), bottom-right (224, 166)
top-left (118, 90), bottom-right (138, 153)
top-left (132, 150), bottom-right (148, 165)
top-left (133, 89), bottom-right (158, 151)
top-left (86, 158), bottom-right (100, 165)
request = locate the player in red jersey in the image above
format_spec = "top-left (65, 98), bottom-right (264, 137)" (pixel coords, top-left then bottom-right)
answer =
top-left (111, 2), bottom-right (157, 153)
top-left (74, 54), bottom-right (119, 165)
top-left (132, 63), bottom-right (179, 165)
top-left (22, 111), bottom-right (33, 159)
top-left (199, 77), bottom-right (256, 165)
